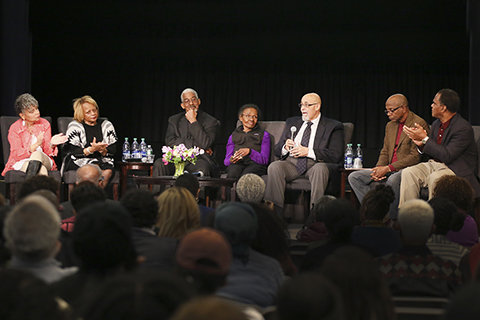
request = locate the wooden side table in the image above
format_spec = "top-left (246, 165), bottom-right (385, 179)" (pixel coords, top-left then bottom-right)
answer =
top-left (132, 176), bottom-right (237, 207)
top-left (340, 168), bottom-right (371, 206)
top-left (116, 161), bottom-right (153, 197)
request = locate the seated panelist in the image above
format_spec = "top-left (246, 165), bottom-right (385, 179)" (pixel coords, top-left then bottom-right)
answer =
top-left (2, 93), bottom-right (67, 178)
top-left (264, 92), bottom-right (344, 216)
top-left (65, 95), bottom-right (118, 188)
top-left (152, 88), bottom-right (220, 177)
top-left (224, 104), bottom-right (270, 179)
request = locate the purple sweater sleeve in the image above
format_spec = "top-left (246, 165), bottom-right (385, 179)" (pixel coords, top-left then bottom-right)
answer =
top-left (250, 131), bottom-right (270, 165)
top-left (224, 135), bottom-right (235, 167)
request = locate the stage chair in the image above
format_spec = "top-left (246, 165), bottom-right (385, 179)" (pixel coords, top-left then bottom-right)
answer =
top-left (1, 116), bottom-right (61, 204)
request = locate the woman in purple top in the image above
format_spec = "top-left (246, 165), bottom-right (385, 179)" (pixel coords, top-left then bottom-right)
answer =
top-left (224, 104), bottom-right (270, 179)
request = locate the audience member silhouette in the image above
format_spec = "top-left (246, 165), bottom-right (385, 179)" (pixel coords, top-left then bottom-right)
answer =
top-left (300, 198), bottom-right (359, 271)
top-left (377, 199), bottom-right (462, 297)
top-left (170, 296), bottom-right (249, 320)
top-left (121, 188), bottom-right (177, 271)
top-left (351, 185), bottom-right (401, 257)
top-left (214, 202), bottom-right (284, 307)
top-left (4, 195), bottom-right (78, 283)
top-left (175, 173), bottom-right (215, 225)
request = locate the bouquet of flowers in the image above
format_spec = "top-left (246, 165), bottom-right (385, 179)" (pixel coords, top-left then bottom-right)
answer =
top-left (162, 144), bottom-right (204, 177)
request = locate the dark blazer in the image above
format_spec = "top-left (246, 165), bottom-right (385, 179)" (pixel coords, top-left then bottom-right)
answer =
top-left (132, 228), bottom-right (178, 272)
top-left (423, 113), bottom-right (480, 196)
top-left (274, 116), bottom-right (344, 165)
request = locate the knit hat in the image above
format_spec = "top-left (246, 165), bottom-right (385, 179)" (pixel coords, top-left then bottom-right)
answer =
top-left (214, 202), bottom-right (258, 258)
top-left (176, 227), bottom-right (232, 275)
top-left (236, 173), bottom-right (265, 203)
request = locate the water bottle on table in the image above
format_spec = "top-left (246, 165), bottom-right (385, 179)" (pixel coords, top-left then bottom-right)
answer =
top-left (353, 143), bottom-right (363, 169)
top-left (132, 138), bottom-right (140, 160)
top-left (146, 145), bottom-right (154, 163)
top-left (122, 137), bottom-right (130, 162)
top-left (140, 138), bottom-right (147, 162)
top-left (344, 143), bottom-right (353, 169)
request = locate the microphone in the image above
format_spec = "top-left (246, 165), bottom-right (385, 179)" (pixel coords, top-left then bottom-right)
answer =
top-left (290, 126), bottom-right (297, 140)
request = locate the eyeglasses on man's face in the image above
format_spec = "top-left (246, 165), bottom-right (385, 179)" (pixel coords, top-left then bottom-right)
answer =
top-left (183, 97), bottom-right (198, 105)
top-left (298, 102), bottom-right (318, 108)
top-left (384, 105), bottom-right (403, 115)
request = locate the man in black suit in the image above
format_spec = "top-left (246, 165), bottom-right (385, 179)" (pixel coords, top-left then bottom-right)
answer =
top-left (264, 92), bottom-right (344, 215)
top-left (152, 88), bottom-right (221, 177)
top-left (400, 88), bottom-right (480, 205)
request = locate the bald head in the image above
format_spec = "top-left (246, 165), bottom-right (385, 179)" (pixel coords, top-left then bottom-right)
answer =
top-left (300, 93), bottom-right (322, 121)
top-left (385, 93), bottom-right (409, 123)
top-left (76, 164), bottom-right (103, 185)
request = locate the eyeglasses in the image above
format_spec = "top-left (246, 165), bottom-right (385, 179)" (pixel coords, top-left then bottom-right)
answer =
top-left (298, 102), bottom-right (318, 108)
top-left (242, 114), bottom-right (258, 119)
top-left (384, 105), bottom-right (403, 115)
top-left (183, 97), bottom-right (198, 105)
top-left (99, 176), bottom-right (105, 182)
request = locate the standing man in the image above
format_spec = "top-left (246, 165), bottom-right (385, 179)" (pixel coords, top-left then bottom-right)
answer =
top-left (152, 88), bottom-right (221, 177)
top-left (264, 92), bottom-right (344, 215)
top-left (400, 88), bottom-right (480, 205)
top-left (348, 94), bottom-right (429, 218)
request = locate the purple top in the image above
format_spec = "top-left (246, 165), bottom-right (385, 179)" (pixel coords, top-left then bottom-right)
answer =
top-left (224, 131), bottom-right (270, 167)
top-left (446, 215), bottom-right (479, 248)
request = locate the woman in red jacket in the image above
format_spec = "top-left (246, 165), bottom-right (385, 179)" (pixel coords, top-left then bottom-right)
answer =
top-left (2, 93), bottom-right (67, 178)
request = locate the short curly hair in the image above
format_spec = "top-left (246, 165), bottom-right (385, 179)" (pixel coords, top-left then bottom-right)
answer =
top-left (433, 175), bottom-right (474, 212)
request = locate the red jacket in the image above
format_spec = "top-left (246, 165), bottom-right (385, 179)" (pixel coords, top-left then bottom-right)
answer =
top-left (2, 118), bottom-right (58, 176)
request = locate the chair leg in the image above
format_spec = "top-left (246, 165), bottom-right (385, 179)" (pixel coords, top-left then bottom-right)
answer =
top-left (113, 183), bottom-right (119, 201)
top-left (68, 183), bottom-right (74, 200)
top-left (9, 183), bottom-right (16, 205)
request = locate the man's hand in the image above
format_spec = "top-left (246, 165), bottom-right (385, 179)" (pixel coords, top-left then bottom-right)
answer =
top-left (284, 139), bottom-right (295, 151)
top-left (371, 166), bottom-right (390, 181)
top-left (290, 145), bottom-right (308, 158)
top-left (185, 106), bottom-right (198, 124)
top-left (403, 123), bottom-right (427, 146)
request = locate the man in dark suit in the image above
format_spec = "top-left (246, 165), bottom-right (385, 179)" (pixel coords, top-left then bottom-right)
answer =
top-left (152, 88), bottom-right (221, 177)
top-left (400, 88), bottom-right (480, 205)
top-left (264, 92), bottom-right (344, 215)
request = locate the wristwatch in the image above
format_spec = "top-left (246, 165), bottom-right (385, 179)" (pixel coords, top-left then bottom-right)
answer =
top-left (421, 136), bottom-right (429, 145)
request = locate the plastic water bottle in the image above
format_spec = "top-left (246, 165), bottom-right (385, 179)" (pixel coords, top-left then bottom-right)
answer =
top-left (146, 145), bottom-right (154, 163)
top-left (354, 144), bottom-right (363, 169)
top-left (344, 143), bottom-right (354, 169)
top-left (122, 137), bottom-right (130, 162)
top-left (140, 138), bottom-right (147, 161)
top-left (131, 138), bottom-right (140, 160)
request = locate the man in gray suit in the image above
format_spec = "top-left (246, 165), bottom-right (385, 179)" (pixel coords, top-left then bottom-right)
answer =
top-left (264, 93), bottom-right (344, 216)
top-left (400, 88), bottom-right (480, 205)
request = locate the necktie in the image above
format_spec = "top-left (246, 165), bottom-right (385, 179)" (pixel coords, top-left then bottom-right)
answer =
top-left (295, 121), bottom-right (313, 175)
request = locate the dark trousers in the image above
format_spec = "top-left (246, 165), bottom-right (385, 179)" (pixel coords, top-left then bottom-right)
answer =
top-left (226, 162), bottom-right (267, 179)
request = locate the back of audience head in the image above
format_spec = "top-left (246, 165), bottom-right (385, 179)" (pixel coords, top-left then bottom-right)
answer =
top-left (82, 271), bottom-right (195, 320)
top-left (31, 189), bottom-right (62, 211)
top-left (72, 201), bottom-right (136, 273)
top-left (311, 195), bottom-right (336, 221)
top-left (76, 163), bottom-right (103, 185)
top-left (317, 198), bottom-right (358, 242)
top-left (175, 227), bottom-right (232, 295)
top-left (4, 195), bottom-right (60, 262)
top-left (236, 173), bottom-right (265, 203)
top-left (360, 184), bottom-right (395, 221)
top-left (433, 175), bottom-right (474, 212)
top-left (18, 175), bottom-right (60, 201)
top-left (320, 246), bottom-right (395, 320)
top-left (175, 173), bottom-right (200, 199)
top-left (70, 181), bottom-right (107, 214)
top-left (248, 202), bottom-right (289, 261)
top-left (170, 296), bottom-right (248, 320)
top-left (276, 273), bottom-right (346, 320)
top-left (428, 197), bottom-right (465, 235)
top-left (398, 199), bottom-right (434, 244)
top-left (156, 187), bottom-right (200, 239)
top-left (214, 202), bottom-right (257, 260)
top-left (121, 189), bottom-right (159, 228)
top-left (0, 269), bottom-right (72, 320)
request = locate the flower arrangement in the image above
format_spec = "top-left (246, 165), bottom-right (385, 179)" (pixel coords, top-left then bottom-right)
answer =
top-left (162, 144), bottom-right (204, 177)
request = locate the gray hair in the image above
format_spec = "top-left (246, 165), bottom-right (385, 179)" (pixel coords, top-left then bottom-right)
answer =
top-left (4, 195), bottom-right (61, 262)
top-left (180, 88), bottom-right (199, 103)
top-left (398, 199), bottom-right (434, 243)
top-left (236, 173), bottom-right (265, 203)
top-left (76, 164), bottom-right (103, 184)
top-left (14, 93), bottom-right (39, 115)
